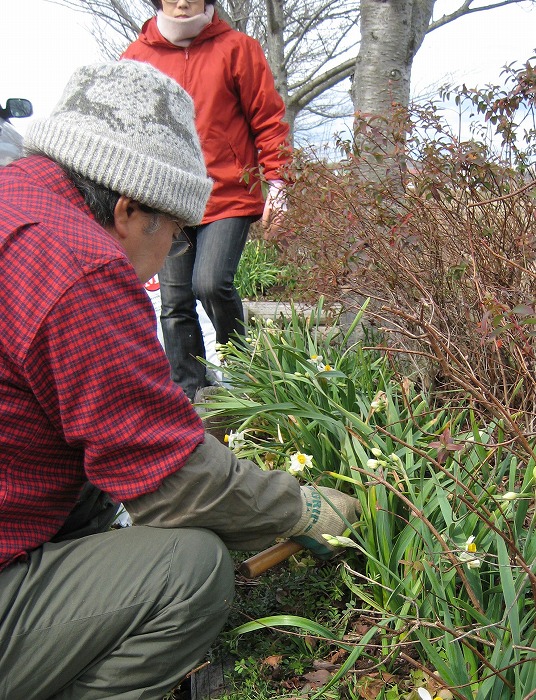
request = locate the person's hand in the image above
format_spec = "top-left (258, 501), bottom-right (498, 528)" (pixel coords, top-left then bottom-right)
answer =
top-left (262, 179), bottom-right (287, 241)
top-left (283, 485), bottom-right (361, 559)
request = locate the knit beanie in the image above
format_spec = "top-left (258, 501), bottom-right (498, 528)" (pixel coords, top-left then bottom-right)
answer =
top-left (23, 60), bottom-right (212, 225)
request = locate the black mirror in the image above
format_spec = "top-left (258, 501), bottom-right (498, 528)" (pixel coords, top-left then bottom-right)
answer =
top-left (6, 98), bottom-right (33, 119)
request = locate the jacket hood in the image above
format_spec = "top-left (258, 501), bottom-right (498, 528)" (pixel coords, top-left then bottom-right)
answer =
top-left (139, 10), bottom-right (231, 48)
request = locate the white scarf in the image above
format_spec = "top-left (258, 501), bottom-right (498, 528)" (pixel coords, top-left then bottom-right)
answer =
top-left (156, 5), bottom-right (215, 47)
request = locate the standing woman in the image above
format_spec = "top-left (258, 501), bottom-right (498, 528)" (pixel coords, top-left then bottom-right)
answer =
top-left (122, 0), bottom-right (290, 400)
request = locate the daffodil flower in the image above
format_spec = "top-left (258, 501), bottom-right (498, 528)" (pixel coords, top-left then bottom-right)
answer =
top-left (289, 451), bottom-right (313, 474)
top-left (367, 458), bottom-right (380, 468)
top-left (224, 430), bottom-right (246, 451)
top-left (309, 354), bottom-right (332, 372)
top-left (459, 535), bottom-right (481, 568)
top-left (465, 536), bottom-right (477, 552)
top-left (466, 557), bottom-right (481, 569)
top-left (370, 391), bottom-right (388, 412)
top-left (417, 688), bottom-right (442, 700)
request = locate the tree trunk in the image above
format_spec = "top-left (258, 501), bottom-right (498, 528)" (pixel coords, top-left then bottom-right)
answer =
top-left (264, 0), bottom-right (292, 133)
top-left (352, 0), bottom-right (435, 116)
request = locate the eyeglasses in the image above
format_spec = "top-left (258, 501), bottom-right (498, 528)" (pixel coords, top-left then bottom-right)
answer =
top-left (137, 204), bottom-right (192, 257)
top-left (168, 223), bottom-right (193, 258)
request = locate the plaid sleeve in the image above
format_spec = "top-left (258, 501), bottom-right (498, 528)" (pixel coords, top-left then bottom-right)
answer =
top-left (23, 258), bottom-right (204, 502)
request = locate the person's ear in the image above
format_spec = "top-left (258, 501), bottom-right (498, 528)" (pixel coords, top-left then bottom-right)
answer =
top-left (111, 196), bottom-right (141, 241)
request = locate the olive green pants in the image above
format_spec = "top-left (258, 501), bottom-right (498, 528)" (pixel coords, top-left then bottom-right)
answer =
top-left (0, 526), bottom-right (234, 699)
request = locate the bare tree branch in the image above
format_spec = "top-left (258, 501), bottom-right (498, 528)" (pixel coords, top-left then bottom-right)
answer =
top-left (428, 0), bottom-right (535, 33)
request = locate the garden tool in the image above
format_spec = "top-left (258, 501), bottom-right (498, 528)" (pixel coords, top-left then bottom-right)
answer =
top-left (239, 540), bottom-right (304, 578)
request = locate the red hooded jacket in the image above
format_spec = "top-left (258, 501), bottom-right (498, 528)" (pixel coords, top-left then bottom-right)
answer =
top-left (122, 13), bottom-right (290, 224)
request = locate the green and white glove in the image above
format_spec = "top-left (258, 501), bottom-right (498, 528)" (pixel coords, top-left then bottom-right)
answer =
top-left (283, 485), bottom-right (361, 559)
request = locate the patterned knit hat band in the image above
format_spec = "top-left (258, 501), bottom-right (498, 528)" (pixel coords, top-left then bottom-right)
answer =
top-left (24, 61), bottom-right (212, 225)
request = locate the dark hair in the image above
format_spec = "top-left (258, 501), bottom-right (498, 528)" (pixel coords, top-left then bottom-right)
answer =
top-left (63, 167), bottom-right (160, 230)
top-left (150, 0), bottom-right (216, 8)
top-left (63, 168), bottom-right (120, 227)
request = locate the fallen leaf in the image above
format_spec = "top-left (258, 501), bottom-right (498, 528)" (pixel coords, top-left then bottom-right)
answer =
top-left (358, 678), bottom-right (385, 699)
top-left (303, 668), bottom-right (332, 688)
top-left (328, 648), bottom-right (348, 664)
top-left (313, 659), bottom-right (340, 672)
top-left (261, 655), bottom-right (282, 668)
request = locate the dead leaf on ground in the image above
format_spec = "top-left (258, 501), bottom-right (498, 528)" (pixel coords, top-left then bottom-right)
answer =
top-left (357, 677), bottom-right (386, 700)
top-left (312, 659), bottom-right (340, 672)
top-left (261, 654), bottom-right (282, 668)
top-left (302, 668), bottom-right (333, 689)
top-left (327, 648), bottom-right (348, 664)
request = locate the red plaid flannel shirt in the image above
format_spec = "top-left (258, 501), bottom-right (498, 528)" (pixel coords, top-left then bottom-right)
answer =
top-left (0, 156), bottom-right (204, 571)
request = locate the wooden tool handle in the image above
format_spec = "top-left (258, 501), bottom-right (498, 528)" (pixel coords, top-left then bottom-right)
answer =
top-left (238, 540), bottom-right (304, 578)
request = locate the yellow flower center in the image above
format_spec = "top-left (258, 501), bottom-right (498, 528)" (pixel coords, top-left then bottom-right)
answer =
top-left (467, 542), bottom-right (477, 553)
top-left (297, 454), bottom-right (307, 464)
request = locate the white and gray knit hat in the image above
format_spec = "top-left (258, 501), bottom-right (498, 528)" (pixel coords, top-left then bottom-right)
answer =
top-left (24, 60), bottom-right (212, 225)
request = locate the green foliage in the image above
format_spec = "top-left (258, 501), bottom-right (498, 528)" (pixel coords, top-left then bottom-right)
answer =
top-left (234, 237), bottom-right (298, 300)
top-left (203, 298), bottom-right (391, 476)
top-left (199, 299), bottom-right (536, 700)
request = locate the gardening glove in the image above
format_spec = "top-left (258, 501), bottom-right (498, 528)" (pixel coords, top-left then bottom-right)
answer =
top-left (282, 485), bottom-right (361, 560)
top-left (262, 179), bottom-right (287, 240)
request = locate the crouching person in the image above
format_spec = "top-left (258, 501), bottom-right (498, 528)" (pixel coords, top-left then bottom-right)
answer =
top-left (0, 61), bottom-right (360, 699)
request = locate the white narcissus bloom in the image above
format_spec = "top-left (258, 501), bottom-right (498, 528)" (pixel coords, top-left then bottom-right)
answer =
top-left (465, 536), bottom-right (477, 552)
top-left (459, 535), bottom-right (481, 568)
top-left (367, 459), bottom-right (380, 468)
top-left (309, 354), bottom-right (332, 372)
top-left (417, 689), bottom-right (442, 700)
top-left (466, 557), bottom-right (481, 569)
top-left (370, 391), bottom-right (388, 411)
top-left (224, 430), bottom-right (246, 451)
top-left (289, 451), bottom-right (313, 474)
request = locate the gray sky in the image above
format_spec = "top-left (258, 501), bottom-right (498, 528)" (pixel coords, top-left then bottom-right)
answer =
top-left (1, 0), bottom-right (535, 138)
